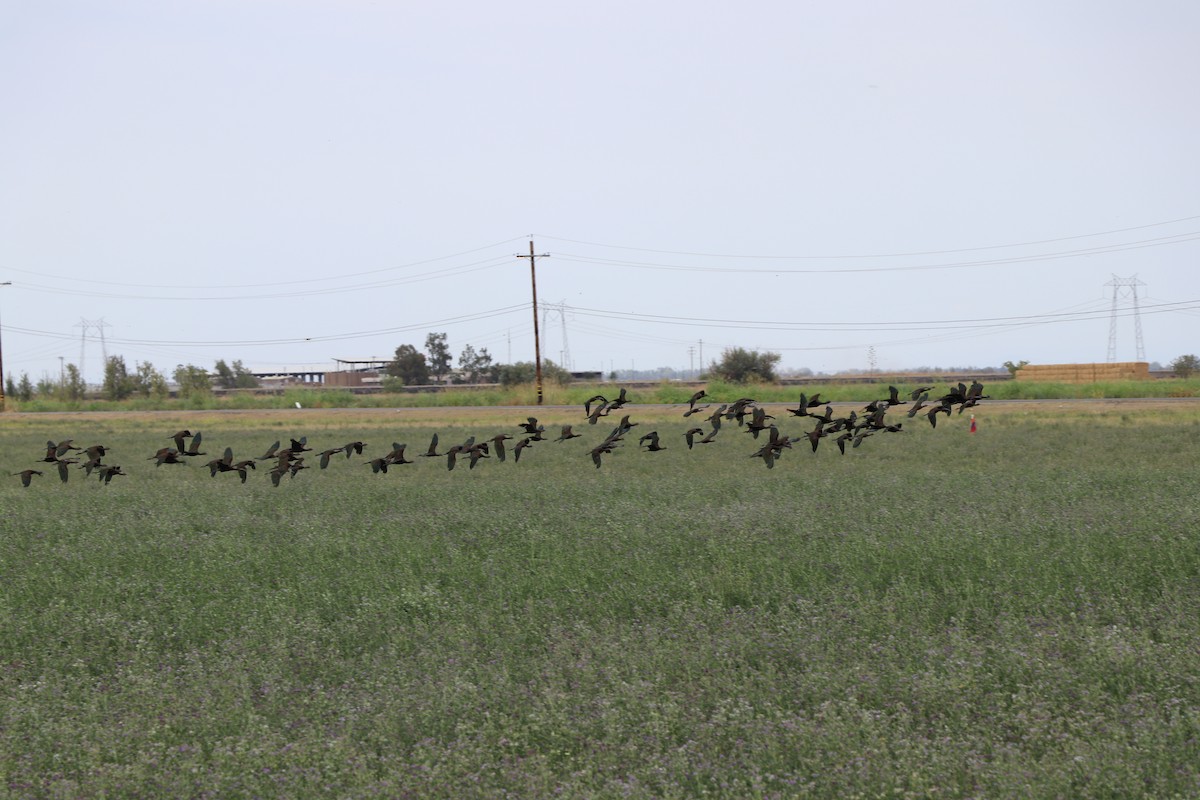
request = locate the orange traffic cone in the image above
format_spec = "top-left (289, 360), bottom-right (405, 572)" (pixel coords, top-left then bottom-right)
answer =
top-left (969, 414), bottom-right (977, 434)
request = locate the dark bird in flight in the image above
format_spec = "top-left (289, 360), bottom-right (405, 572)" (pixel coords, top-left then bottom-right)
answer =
top-left (41, 440), bottom-right (79, 462)
top-left (12, 469), bottom-right (42, 488)
top-left (590, 440), bottom-right (618, 468)
top-left (584, 394), bottom-right (608, 422)
top-left (745, 406), bottom-right (775, 438)
top-left (78, 456), bottom-right (105, 477)
top-left (513, 437), bottom-right (534, 462)
top-left (55, 458), bottom-right (78, 483)
top-left (269, 459), bottom-right (306, 486)
top-left (150, 448), bottom-right (187, 467)
top-left (83, 444), bottom-right (109, 461)
top-left (804, 421), bottom-right (827, 453)
top-left (725, 398), bottom-right (757, 426)
top-left (207, 449), bottom-right (251, 482)
top-left (683, 427), bottom-right (704, 449)
top-left (786, 393), bottom-right (824, 417)
top-left (489, 434), bottom-right (513, 462)
top-left (467, 442), bottom-right (490, 469)
top-left (180, 431), bottom-right (207, 457)
top-left (317, 447), bottom-right (345, 469)
top-left (926, 404), bottom-right (951, 428)
top-left (205, 447), bottom-right (236, 477)
top-left (96, 465), bottom-right (126, 485)
top-left (586, 400), bottom-right (609, 425)
top-left (446, 440), bottom-right (486, 471)
top-left (750, 440), bottom-right (778, 469)
top-left (612, 414), bottom-right (638, 437)
top-left (257, 441), bottom-right (281, 461)
top-left (704, 405), bottom-right (728, 426)
top-left (386, 443), bottom-right (414, 465)
top-left (169, 430), bottom-right (193, 453)
top-left (518, 417), bottom-right (544, 436)
top-left (420, 433), bottom-right (442, 458)
top-left (556, 425), bottom-right (581, 442)
top-left (639, 431), bottom-right (666, 451)
top-left (907, 392), bottom-right (930, 418)
top-left (342, 441), bottom-right (367, 458)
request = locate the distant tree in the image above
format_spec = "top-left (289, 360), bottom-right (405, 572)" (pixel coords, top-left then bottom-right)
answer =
top-left (386, 344), bottom-right (430, 386)
top-left (232, 360), bottom-right (259, 388)
top-left (132, 361), bottom-right (169, 398)
top-left (102, 355), bottom-right (136, 400)
top-left (173, 364), bottom-right (212, 397)
top-left (213, 359), bottom-right (235, 389)
top-left (457, 344), bottom-right (495, 384)
top-left (710, 348), bottom-right (781, 383)
top-left (60, 363), bottom-right (87, 400)
top-left (1003, 359), bottom-right (1030, 376)
top-left (425, 332), bottom-right (452, 384)
top-left (16, 372), bottom-right (34, 402)
top-left (4, 373), bottom-right (14, 402)
top-left (1171, 354), bottom-right (1200, 378)
top-left (36, 376), bottom-right (57, 397)
top-left (496, 358), bottom-right (571, 388)
top-left (214, 359), bottom-right (259, 389)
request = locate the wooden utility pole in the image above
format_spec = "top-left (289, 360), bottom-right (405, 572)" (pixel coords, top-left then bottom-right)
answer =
top-left (517, 240), bottom-right (550, 404)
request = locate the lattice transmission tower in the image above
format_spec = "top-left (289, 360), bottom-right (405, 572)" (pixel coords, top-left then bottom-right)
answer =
top-left (542, 301), bottom-right (572, 371)
top-left (1104, 276), bottom-right (1146, 363)
top-left (74, 318), bottom-right (111, 385)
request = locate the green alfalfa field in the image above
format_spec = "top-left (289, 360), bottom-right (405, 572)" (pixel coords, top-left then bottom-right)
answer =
top-left (2, 400), bottom-right (1199, 798)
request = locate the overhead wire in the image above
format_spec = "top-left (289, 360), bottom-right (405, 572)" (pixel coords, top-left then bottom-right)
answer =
top-left (535, 213), bottom-right (1200, 260)
top-left (0, 235), bottom-right (529, 290)
top-left (563, 298), bottom-right (1200, 333)
top-left (550, 231), bottom-right (1200, 276)
top-left (5, 304), bottom-right (529, 348)
top-left (12, 256), bottom-right (516, 301)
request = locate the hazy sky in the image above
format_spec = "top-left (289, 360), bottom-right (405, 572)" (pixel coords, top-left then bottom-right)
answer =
top-left (3, 1), bottom-right (1199, 384)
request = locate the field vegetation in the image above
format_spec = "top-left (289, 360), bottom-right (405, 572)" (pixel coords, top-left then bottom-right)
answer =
top-left (5, 376), bottom-right (1200, 413)
top-left (2, 401), bottom-right (1199, 796)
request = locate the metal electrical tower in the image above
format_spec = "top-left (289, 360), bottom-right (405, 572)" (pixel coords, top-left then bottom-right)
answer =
top-left (75, 318), bottom-right (111, 385)
top-left (1104, 275), bottom-right (1146, 363)
top-left (542, 300), bottom-right (572, 371)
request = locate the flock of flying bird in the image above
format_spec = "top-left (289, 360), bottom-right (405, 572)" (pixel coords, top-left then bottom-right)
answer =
top-left (9, 382), bottom-right (988, 487)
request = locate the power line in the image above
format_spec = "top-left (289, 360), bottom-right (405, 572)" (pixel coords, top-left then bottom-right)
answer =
top-left (550, 231), bottom-right (1200, 276)
top-left (565, 298), bottom-right (1200, 333)
top-left (11, 257), bottom-right (513, 302)
top-left (535, 213), bottom-right (1200, 260)
top-left (9, 304), bottom-right (528, 348)
top-left (1, 236), bottom-right (528, 290)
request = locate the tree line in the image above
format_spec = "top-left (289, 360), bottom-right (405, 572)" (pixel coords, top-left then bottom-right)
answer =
top-left (384, 333), bottom-right (572, 388)
top-left (4, 357), bottom-right (260, 402)
top-left (3, 341), bottom-right (788, 402)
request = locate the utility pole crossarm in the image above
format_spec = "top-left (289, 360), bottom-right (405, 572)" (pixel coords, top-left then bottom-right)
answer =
top-left (517, 240), bottom-right (550, 405)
